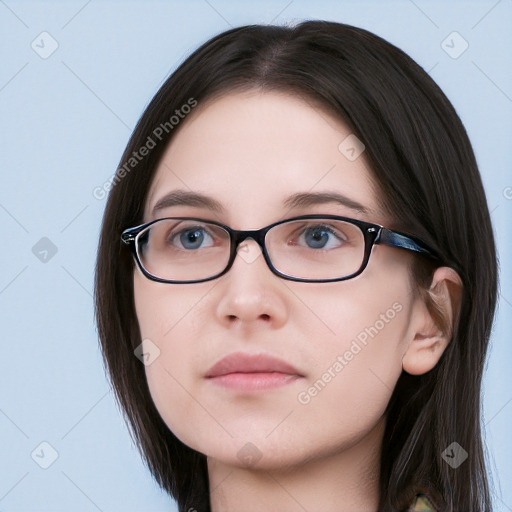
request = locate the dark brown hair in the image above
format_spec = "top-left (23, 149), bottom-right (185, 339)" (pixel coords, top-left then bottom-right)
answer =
top-left (95, 21), bottom-right (498, 511)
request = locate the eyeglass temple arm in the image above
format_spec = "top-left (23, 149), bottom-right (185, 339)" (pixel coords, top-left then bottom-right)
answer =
top-left (377, 228), bottom-right (438, 259)
top-left (121, 229), bottom-right (137, 244)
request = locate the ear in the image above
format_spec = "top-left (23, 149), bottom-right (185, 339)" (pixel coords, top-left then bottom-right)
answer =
top-left (402, 266), bottom-right (463, 375)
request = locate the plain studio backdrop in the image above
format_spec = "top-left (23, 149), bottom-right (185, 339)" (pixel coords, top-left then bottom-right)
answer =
top-left (0, 1), bottom-right (511, 511)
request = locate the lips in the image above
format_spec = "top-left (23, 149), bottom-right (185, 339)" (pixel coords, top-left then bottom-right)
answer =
top-left (205, 352), bottom-right (303, 378)
top-left (205, 352), bottom-right (304, 391)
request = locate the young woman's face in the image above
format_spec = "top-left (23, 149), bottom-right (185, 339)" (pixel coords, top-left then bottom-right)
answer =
top-left (134, 90), bottom-right (420, 471)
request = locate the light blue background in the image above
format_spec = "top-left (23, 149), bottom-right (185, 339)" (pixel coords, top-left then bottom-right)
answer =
top-left (1, 1), bottom-right (511, 510)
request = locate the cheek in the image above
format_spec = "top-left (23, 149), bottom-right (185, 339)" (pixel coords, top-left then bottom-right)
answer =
top-left (308, 258), bottom-right (412, 374)
top-left (286, 265), bottom-right (413, 446)
top-left (133, 272), bottom-right (212, 442)
top-left (295, 285), bottom-right (410, 419)
top-left (297, 298), bottom-right (409, 429)
top-left (133, 269), bottom-right (207, 341)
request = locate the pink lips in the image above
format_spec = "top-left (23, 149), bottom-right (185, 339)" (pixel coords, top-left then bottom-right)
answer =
top-left (205, 352), bottom-right (304, 391)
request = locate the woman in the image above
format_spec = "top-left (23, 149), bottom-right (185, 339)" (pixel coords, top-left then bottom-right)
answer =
top-left (95, 21), bottom-right (498, 512)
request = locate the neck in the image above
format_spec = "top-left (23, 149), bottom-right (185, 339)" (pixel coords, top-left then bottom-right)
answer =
top-left (207, 416), bottom-right (384, 512)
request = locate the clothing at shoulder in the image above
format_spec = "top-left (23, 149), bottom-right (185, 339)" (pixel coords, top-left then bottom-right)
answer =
top-left (408, 494), bottom-right (438, 511)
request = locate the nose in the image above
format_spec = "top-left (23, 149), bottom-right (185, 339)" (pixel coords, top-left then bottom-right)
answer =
top-left (214, 238), bottom-right (288, 328)
top-left (235, 237), bottom-right (263, 266)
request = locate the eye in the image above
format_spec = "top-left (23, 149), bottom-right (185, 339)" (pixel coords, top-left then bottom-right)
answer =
top-left (296, 224), bottom-right (347, 250)
top-left (169, 225), bottom-right (216, 250)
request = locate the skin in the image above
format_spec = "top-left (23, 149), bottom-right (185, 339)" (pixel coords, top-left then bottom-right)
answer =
top-left (133, 90), bottom-right (460, 512)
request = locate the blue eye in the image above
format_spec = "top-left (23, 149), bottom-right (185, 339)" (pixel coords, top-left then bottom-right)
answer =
top-left (171, 225), bottom-right (215, 250)
top-left (300, 225), bottom-right (345, 250)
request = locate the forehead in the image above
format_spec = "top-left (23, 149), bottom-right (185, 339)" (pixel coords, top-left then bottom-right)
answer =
top-left (145, 90), bottom-right (384, 227)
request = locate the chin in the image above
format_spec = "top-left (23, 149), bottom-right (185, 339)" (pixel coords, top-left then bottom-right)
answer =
top-left (200, 435), bottom-right (316, 472)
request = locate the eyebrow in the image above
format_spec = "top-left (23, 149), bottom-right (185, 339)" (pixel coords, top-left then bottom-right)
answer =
top-left (151, 189), bottom-right (370, 216)
top-left (283, 191), bottom-right (369, 214)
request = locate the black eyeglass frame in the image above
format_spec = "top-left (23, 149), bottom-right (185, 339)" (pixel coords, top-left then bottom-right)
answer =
top-left (121, 214), bottom-right (441, 284)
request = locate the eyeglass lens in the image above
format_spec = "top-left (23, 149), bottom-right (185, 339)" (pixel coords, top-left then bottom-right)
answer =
top-left (136, 218), bottom-right (366, 281)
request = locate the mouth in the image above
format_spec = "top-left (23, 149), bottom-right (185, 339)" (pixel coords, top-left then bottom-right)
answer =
top-left (205, 352), bottom-right (304, 391)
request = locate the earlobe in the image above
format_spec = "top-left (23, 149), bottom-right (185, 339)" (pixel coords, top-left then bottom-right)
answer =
top-left (402, 266), bottom-right (463, 376)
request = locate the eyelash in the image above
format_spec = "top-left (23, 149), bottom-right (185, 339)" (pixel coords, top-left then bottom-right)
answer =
top-left (166, 223), bottom-right (347, 251)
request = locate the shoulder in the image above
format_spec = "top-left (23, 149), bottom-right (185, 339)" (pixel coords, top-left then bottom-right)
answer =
top-left (407, 493), bottom-right (438, 511)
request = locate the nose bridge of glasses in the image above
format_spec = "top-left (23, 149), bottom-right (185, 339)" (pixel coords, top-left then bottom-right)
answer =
top-left (231, 229), bottom-right (268, 264)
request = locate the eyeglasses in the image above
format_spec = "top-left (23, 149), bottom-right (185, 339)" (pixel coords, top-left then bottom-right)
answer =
top-left (121, 215), bottom-right (440, 284)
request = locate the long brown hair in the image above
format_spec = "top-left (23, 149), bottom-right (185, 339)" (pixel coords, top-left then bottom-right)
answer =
top-left (95, 21), bottom-right (498, 511)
